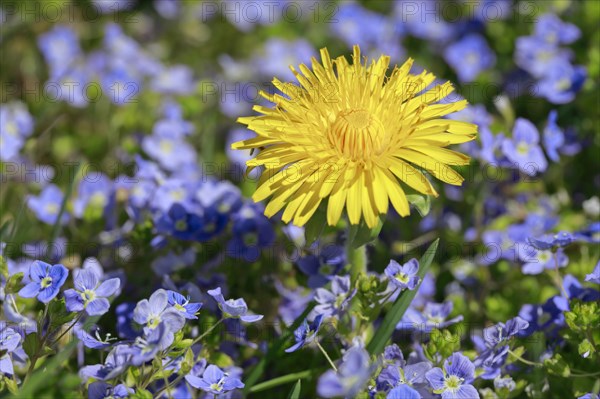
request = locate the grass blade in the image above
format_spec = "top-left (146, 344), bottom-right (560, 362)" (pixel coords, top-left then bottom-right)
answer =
top-left (366, 239), bottom-right (439, 355)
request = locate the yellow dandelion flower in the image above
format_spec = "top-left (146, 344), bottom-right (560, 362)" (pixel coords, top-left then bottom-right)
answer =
top-left (233, 45), bottom-right (477, 229)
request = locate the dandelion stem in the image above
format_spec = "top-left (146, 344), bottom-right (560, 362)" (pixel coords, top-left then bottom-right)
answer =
top-left (347, 244), bottom-right (367, 282)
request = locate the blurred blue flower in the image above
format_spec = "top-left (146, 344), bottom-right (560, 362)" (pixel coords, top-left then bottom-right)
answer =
top-left (167, 290), bottom-right (202, 319)
top-left (27, 184), bottom-right (69, 225)
top-left (313, 275), bottom-right (356, 319)
top-left (0, 324), bottom-right (20, 376)
top-left (255, 38), bottom-right (315, 81)
top-left (73, 173), bottom-right (115, 219)
top-left (151, 65), bottom-right (195, 95)
top-left (425, 352), bottom-right (478, 399)
top-left (0, 102), bottom-right (34, 161)
top-left (399, 302), bottom-right (463, 332)
top-left (514, 36), bottom-right (572, 78)
top-left (226, 202), bottom-right (275, 261)
top-left (574, 222), bottom-right (600, 243)
top-left (534, 13), bottom-right (581, 45)
top-left (88, 381), bottom-right (133, 399)
top-left (64, 269), bottom-right (120, 316)
top-left (537, 61), bottom-right (586, 104)
top-left (285, 314), bottom-right (324, 353)
top-left (142, 132), bottom-right (196, 172)
top-left (444, 34), bottom-right (496, 82)
top-left (317, 345), bottom-right (372, 398)
top-left (543, 110), bottom-right (565, 162)
top-left (185, 364), bottom-right (244, 394)
top-left (151, 249), bottom-right (195, 275)
top-left (154, 203), bottom-right (204, 241)
top-left (527, 231), bottom-right (572, 250)
top-left (518, 296), bottom-right (566, 337)
top-left (38, 25), bottom-right (82, 78)
top-left (207, 287), bottom-right (263, 322)
top-left (384, 259), bottom-right (420, 291)
top-left (296, 245), bottom-right (346, 288)
top-left (501, 118), bottom-right (547, 176)
top-left (519, 246), bottom-right (568, 275)
top-left (19, 261), bottom-right (68, 303)
top-left (585, 261), bottom-right (600, 284)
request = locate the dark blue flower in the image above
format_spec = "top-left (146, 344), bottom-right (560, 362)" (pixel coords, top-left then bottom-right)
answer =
top-left (18, 261), bottom-right (68, 303)
top-left (185, 364), bottom-right (244, 395)
top-left (296, 245), bottom-right (346, 288)
top-left (226, 203), bottom-right (275, 261)
top-left (575, 222), bottom-right (600, 243)
top-left (384, 259), bottom-right (420, 291)
top-left (425, 353), bottom-right (478, 399)
top-left (528, 231), bottom-right (573, 250)
top-left (154, 203), bottom-right (204, 241)
top-left (285, 314), bottom-right (324, 353)
top-left (167, 290), bottom-right (202, 320)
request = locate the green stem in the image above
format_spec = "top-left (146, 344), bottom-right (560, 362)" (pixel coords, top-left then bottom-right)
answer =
top-left (508, 349), bottom-right (542, 368)
top-left (248, 370), bottom-right (312, 393)
top-left (347, 244), bottom-right (367, 282)
top-left (316, 342), bottom-right (338, 372)
top-left (193, 318), bottom-right (224, 344)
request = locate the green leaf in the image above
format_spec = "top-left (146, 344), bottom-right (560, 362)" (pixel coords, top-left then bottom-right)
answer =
top-left (0, 255), bottom-right (8, 279)
top-left (131, 388), bottom-right (153, 399)
top-left (304, 207), bottom-right (327, 245)
top-left (347, 217), bottom-right (385, 249)
top-left (48, 299), bottom-right (76, 329)
top-left (288, 380), bottom-right (302, 399)
top-left (22, 333), bottom-right (40, 360)
top-left (249, 371), bottom-right (312, 394)
top-left (406, 194), bottom-right (431, 217)
top-left (4, 271), bottom-right (23, 294)
top-left (366, 239), bottom-right (439, 355)
top-left (544, 353), bottom-right (570, 377)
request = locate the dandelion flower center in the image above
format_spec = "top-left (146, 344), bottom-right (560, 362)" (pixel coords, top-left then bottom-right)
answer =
top-left (328, 109), bottom-right (386, 159)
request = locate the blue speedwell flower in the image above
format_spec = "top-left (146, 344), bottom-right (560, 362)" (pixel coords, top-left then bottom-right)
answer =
top-left (167, 290), bottom-right (202, 319)
top-left (133, 289), bottom-right (185, 333)
top-left (185, 364), bottom-right (244, 395)
top-left (387, 385), bottom-right (421, 399)
top-left (399, 302), bottom-right (463, 332)
top-left (425, 352), bottom-right (478, 399)
top-left (501, 118), bottom-right (548, 176)
top-left (64, 269), bottom-right (120, 316)
top-left (313, 275), bottom-right (356, 319)
top-left (79, 345), bottom-right (132, 381)
top-left (297, 245), bottom-right (346, 288)
top-left (384, 259), bottom-right (420, 291)
top-left (19, 261), bottom-right (68, 303)
top-left (27, 185), bottom-right (70, 225)
top-left (285, 314), bottom-right (324, 353)
top-left (207, 287), bottom-right (263, 322)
